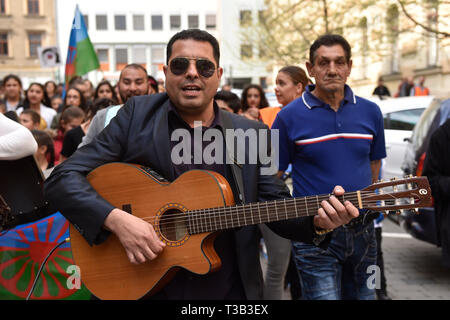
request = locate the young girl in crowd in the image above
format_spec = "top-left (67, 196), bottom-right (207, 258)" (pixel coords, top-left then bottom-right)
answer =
top-left (17, 83), bottom-right (56, 130)
top-left (60, 97), bottom-right (114, 162)
top-left (2, 74), bottom-right (23, 112)
top-left (31, 129), bottom-right (55, 179)
top-left (52, 106), bottom-right (85, 165)
top-left (19, 109), bottom-right (41, 130)
top-left (94, 80), bottom-right (117, 105)
top-left (240, 84), bottom-right (269, 121)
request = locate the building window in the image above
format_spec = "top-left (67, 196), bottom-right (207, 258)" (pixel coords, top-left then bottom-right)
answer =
top-left (28, 33), bottom-right (42, 58)
top-left (241, 44), bottom-right (252, 59)
top-left (115, 15), bottom-right (126, 31)
top-left (133, 47), bottom-right (147, 69)
top-left (0, 32), bottom-right (8, 56)
top-left (170, 15), bottom-right (181, 30)
top-left (0, 0), bottom-right (6, 14)
top-left (83, 15), bottom-right (89, 30)
top-left (115, 48), bottom-right (128, 71)
top-left (240, 10), bottom-right (252, 27)
top-left (151, 15), bottom-right (163, 30)
top-left (96, 15), bottom-right (108, 30)
top-left (151, 46), bottom-right (164, 78)
top-left (97, 48), bottom-right (109, 71)
top-left (188, 15), bottom-right (199, 29)
top-left (133, 15), bottom-right (144, 30)
top-left (386, 4), bottom-right (399, 73)
top-left (27, 0), bottom-right (39, 15)
top-left (205, 14), bottom-right (216, 30)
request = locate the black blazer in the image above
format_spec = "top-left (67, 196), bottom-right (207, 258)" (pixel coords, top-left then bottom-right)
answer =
top-left (45, 93), bottom-right (319, 246)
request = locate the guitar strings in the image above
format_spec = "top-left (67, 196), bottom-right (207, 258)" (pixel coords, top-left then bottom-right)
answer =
top-left (138, 192), bottom-right (404, 230)
top-left (136, 191), bottom-right (375, 225)
top-left (141, 197), bottom-right (411, 236)
top-left (129, 191), bottom-right (411, 234)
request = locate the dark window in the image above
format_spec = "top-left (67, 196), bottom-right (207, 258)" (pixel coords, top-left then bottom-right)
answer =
top-left (151, 15), bottom-right (163, 30)
top-left (28, 0), bottom-right (39, 15)
top-left (97, 49), bottom-right (108, 63)
top-left (205, 14), bottom-right (216, 29)
top-left (28, 33), bottom-right (41, 57)
top-left (240, 10), bottom-right (252, 26)
top-left (133, 15), bottom-right (144, 30)
top-left (170, 15), bottom-right (181, 30)
top-left (115, 15), bottom-right (126, 30)
top-left (384, 108), bottom-right (425, 131)
top-left (0, 0), bottom-right (6, 14)
top-left (116, 48), bottom-right (128, 64)
top-left (0, 33), bottom-right (8, 56)
top-left (96, 15), bottom-right (107, 30)
top-left (188, 15), bottom-right (199, 29)
top-left (83, 15), bottom-right (89, 30)
top-left (241, 44), bottom-right (252, 59)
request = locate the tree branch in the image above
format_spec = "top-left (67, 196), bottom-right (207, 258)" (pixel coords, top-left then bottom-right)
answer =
top-left (396, 0), bottom-right (450, 37)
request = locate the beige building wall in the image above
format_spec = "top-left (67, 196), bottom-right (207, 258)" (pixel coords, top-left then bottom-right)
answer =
top-left (0, 0), bottom-right (57, 87)
top-left (348, 1), bottom-right (450, 100)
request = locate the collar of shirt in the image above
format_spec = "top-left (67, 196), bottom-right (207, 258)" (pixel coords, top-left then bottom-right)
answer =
top-left (168, 100), bottom-right (223, 131)
top-left (301, 84), bottom-right (356, 110)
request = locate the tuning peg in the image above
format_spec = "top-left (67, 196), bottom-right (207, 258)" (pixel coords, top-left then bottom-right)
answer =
top-left (391, 177), bottom-right (397, 181)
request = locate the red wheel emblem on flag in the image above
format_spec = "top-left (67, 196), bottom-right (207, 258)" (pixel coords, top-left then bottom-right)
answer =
top-left (0, 214), bottom-right (79, 299)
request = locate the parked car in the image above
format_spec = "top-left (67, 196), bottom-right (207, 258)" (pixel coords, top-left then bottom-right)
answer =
top-left (368, 96), bottom-right (436, 180)
top-left (399, 98), bottom-right (450, 246)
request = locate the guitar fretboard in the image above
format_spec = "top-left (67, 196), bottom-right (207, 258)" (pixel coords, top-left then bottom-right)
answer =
top-left (186, 192), bottom-right (360, 234)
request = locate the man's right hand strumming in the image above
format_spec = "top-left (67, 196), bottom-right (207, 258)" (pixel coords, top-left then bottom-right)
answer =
top-left (103, 208), bottom-right (166, 265)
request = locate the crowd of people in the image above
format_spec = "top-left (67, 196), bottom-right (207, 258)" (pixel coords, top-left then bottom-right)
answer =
top-left (372, 75), bottom-right (430, 99)
top-left (1, 28), bottom-right (418, 301)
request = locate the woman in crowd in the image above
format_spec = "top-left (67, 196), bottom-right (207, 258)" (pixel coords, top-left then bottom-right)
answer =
top-left (51, 87), bottom-right (87, 129)
top-left (63, 87), bottom-right (87, 112)
top-left (52, 106), bottom-right (85, 165)
top-left (2, 74), bottom-right (23, 113)
top-left (60, 97), bottom-right (114, 162)
top-left (17, 83), bottom-right (56, 130)
top-left (31, 129), bottom-right (55, 179)
top-left (94, 80), bottom-right (117, 105)
top-left (44, 81), bottom-right (58, 103)
top-left (271, 65), bottom-right (309, 300)
top-left (240, 84), bottom-right (269, 121)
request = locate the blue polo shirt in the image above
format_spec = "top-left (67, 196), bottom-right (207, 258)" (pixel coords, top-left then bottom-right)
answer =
top-left (272, 84), bottom-right (386, 198)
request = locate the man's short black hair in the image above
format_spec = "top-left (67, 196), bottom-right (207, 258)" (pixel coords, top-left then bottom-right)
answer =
top-left (309, 34), bottom-right (352, 64)
top-left (166, 29), bottom-right (220, 66)
top-left (119, 64), bottom-right (148, 81)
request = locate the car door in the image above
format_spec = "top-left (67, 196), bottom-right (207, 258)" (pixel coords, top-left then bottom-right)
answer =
top-left (383, 108), bottom-right (425, 179)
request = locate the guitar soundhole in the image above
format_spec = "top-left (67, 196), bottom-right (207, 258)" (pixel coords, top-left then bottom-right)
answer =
top-left (159, 209), bottom-right (188, 241)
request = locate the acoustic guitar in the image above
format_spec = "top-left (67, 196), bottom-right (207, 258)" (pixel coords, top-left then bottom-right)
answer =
top-left (68, 162), bottom-right (432, 300)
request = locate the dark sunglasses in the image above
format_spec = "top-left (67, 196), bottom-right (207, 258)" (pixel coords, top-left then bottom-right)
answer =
top-left (169, 57), bottom-right (216, 78)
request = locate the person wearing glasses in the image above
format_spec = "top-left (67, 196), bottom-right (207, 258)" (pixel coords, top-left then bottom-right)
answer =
top-left (44, 29), bottom-right (359, 300)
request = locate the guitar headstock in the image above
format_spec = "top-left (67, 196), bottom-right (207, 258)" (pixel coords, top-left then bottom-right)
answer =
top-left (361, 176), bottom-right (432, 214)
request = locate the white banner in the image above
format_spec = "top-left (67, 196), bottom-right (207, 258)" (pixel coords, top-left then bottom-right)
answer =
top-left (37, 46), bottom-right (62, 68)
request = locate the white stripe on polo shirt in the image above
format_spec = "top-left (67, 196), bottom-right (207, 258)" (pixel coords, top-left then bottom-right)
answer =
top-left (295, 133), bottom-right (373, 145)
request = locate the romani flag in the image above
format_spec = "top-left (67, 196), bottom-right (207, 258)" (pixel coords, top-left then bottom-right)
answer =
top-left (64, 5), bottom-right (99, 87)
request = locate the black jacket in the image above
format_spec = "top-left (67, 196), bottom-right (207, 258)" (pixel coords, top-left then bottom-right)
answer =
top-left (423, 118), bottom-right (450, 267)
top-left (44, 93), bottom-right (324, 298)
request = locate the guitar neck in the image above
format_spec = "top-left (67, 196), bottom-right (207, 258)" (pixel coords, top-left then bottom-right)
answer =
top-left (187, 191), bottom-right (362, 234)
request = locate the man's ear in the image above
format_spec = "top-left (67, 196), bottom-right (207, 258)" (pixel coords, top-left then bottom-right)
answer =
top-left (163, 65), bottom-right (168, 77)
top-left (306, 61), bottom-right (314, 78)
top-left (217, 67), bottom-right (224, 79)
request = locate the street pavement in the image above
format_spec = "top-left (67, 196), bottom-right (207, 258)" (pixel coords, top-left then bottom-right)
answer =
top-left (381, 217), bottom-right (450, 300)
top-left (260, 216), bottom-right (450, 300)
